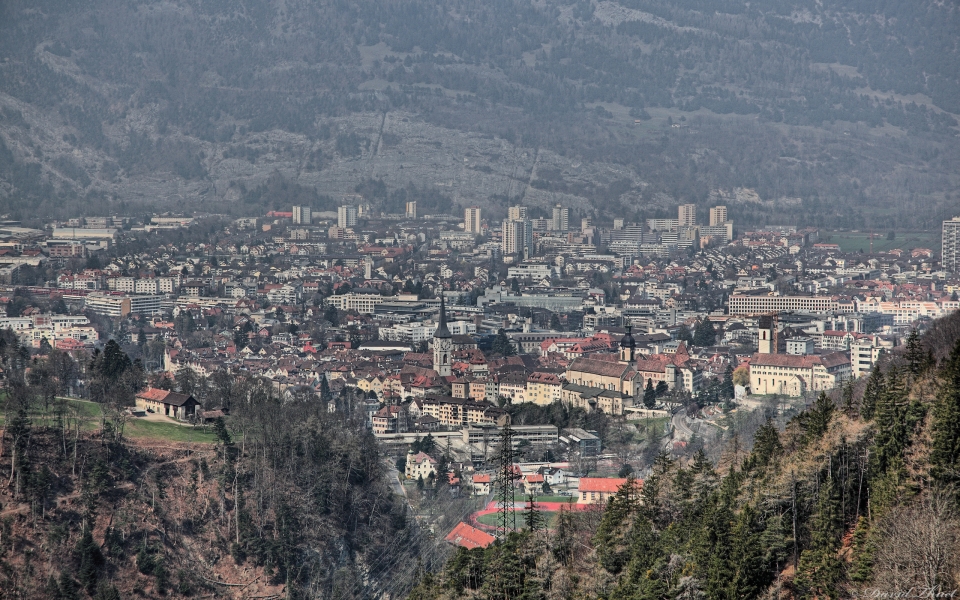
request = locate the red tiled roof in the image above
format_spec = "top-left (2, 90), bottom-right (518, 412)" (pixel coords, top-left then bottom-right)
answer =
top-left (578, 477), bottom-right (631, 493)
top-left (750, 352), bottom-right (850, 369)
top-left (568, 357), bottom-right (631, 378)
top-left (445, 522), bottom-right (495, 549)
top-left (527, 372), bottom-right (561, 385)
top-left (137, 387), bottom-right (171, 402)
top-left (136, 387), bottom-right (196, 407)
top-left (410, 452), bottom-right (437, 465)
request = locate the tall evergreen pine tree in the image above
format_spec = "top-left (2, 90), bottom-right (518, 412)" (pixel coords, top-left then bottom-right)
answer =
top-left (870, 367), bottom-right (908, 477)
top-left (930, 338), bottom-right (960, 485)
top-left (643, 379), bottom-right (656, 409)
top-left (795, 468), bottom-right (845, 599)
top-left (860, 365), bottom-right (884, 420)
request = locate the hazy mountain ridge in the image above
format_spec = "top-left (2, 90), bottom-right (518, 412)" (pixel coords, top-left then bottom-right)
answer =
top-left (0, 0), bottom-right (957, 227)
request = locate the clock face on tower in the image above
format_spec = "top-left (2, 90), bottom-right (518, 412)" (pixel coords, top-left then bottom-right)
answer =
top-left (434, 338), bottom-right (452, 376)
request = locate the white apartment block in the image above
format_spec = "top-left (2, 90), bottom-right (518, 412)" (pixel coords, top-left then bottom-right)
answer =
top-left (699, 223), bottom-right (733, 243)
top-left (109, 277), bottom-right (174, 295)
top-left (43, 315), bottom-right (92, 330)
top-left (853, 298), bottom-right (959, 324)
top-left (135, 279), bottom-right (160, 294)
top-left (380, 320), bottom-right (476, 343)
top-left (57, 274), bottom-right (101, 290)
top-left (0, 314), bottom-right (98, 348)
top-left (267, 285), bottom-right (300, 305)
top-left (85, 293), bottom-right (163, 317)
top-left (108, 277), bottom-right (136, 293)
top-left (380, 323), bottom-right (436, 343)
top-left (159, 276), bottom-right (181, 293)
top-left (850, 337), bottom-right (894, 378)
top-left (877, 300), bottom-right (959, 324)
top-left (326, 292), bottom-right (384, 314)
top-left (507, 263), bottom-right (556, 280)
top-left (0, 317), bottom-right (33, 332)
top-left (647, 218), bottom-right (679, 231)
top-left (728, 294), bottom-right (837, 315)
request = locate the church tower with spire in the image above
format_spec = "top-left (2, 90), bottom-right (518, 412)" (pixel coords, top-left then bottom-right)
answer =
top-left (619, 324), bottom-right (636, 363)
top-left (433, 296), bottom-right (452, 377)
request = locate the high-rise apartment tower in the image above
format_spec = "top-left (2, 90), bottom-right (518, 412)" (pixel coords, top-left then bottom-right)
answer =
top-left (943, 216), bottom-right (960, 273)
top-left (337, 205), bottom-right (358, 228)
top-left (709, 206), bottom-right (727, 227)
top-left (292, 206), bottom-right (311, 225)
top-left (465, 207), bottom-right (482, 234)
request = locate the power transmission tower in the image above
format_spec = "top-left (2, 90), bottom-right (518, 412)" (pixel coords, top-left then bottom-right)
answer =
top-left (494, 423), bottom-right (520, 539)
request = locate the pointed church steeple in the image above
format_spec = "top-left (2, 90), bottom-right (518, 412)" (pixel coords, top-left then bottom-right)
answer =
top-left (434, 295), bottom-right (451, 339)
top-left (433, 295), bottom-right (452, 377)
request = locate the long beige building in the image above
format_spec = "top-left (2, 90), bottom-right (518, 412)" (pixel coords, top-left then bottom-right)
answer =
top-left (728, 294), bottom-right (836, 315)
top-left (749, 352), bottom-right (851, 396)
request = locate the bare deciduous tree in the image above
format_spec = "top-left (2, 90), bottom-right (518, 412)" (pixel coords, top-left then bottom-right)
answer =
top-left (871, 490), bottom-right (960, 592)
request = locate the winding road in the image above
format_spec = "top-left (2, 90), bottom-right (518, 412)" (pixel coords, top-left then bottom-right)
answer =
top-left (671, 411), bottom-right (694, 440)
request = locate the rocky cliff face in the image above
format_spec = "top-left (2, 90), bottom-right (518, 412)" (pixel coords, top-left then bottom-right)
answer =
top-left (0, 413), bottom-right (422, 599)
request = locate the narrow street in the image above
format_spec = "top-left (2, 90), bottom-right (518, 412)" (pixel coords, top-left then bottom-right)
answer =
top-left (672, 410), bottom-right (694, 440)
top-left (385, 460), bottom-right (408, 499)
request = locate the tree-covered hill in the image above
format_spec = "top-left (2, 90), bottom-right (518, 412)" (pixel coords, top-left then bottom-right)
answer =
top-left (0, 332), bottom-right (428, 599)
top-left (0, 0), bottom-right (957, 227)
top-left (407, 311), bottom-right (960, 599)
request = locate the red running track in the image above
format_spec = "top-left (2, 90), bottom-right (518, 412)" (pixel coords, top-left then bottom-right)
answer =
top-left (468, 500), bottom-right (591, 532)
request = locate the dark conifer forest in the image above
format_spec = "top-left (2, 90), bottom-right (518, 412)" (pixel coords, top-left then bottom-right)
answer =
top-left (408, 312), bottom-right (960, 599)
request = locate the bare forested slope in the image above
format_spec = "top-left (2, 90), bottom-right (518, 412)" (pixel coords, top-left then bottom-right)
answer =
top-left (0, 0), bottom-right (958, 227)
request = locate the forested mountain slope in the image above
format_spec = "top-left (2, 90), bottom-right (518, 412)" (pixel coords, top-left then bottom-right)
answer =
top-left (408, 312), bottom-right (960, 599)
top-left (0, 335), bottom-right (426, 599)
top-left (0, 0), bottom-right (958, 227)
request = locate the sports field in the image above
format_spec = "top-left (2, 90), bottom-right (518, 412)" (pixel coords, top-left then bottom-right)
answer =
top-left (469, 500), bottom-right (586, 532)
top-left (476, 509), bottom-right (560, 529)
top-left (822, 231), bottom-right (939, 254)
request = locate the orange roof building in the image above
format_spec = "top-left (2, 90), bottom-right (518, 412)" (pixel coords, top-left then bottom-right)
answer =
top-left (577, 477), bottom-right (636, 505)
top-left (134, 387), bottom-right (199, 421)
top-left (445, 522), bottom-right (495, 549)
